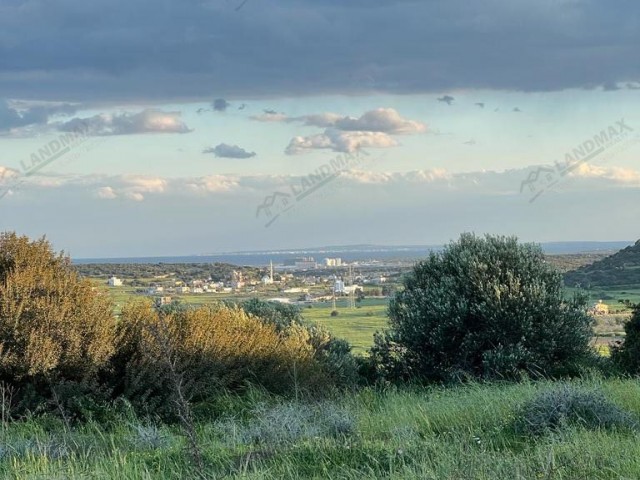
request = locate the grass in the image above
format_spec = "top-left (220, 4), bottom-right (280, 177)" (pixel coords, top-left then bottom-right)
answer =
top-left (302, 299), bottom-right (388, 354)
top-left (4, 377), bottom-right (640, 478)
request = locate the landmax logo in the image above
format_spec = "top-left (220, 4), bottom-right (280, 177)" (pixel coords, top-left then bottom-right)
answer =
top-left (255, 149), bottom-right (369, 228)
top-left (520, 119), bottom-right (636, 202)
top-left (0, 125), bottom-right (90, 200)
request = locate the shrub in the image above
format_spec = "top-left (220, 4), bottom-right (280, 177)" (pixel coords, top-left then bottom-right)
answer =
top-left (110, 301), bottom-right (330, 418)
top-left (240, 299), bottom-right (361, 389)
top-left (0, 232), bottom-right (115, 416)
top-left (370, 234), bottom-right (595, 382)
top-left (330, 310), bottom-right (339, 317)
top-left (513, 384), bottom-right (637, 436)
top-left (217, 400), bottom-right (355, 446)
top-left (611, 304), bottom-right (640, 374)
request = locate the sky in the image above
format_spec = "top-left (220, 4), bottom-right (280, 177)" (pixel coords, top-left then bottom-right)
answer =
top-left (1, 0), bottom-right (640, 258)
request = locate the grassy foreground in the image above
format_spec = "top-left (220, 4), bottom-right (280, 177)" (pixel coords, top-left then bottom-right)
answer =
top-left (4, 377), bottom-right (640, 479)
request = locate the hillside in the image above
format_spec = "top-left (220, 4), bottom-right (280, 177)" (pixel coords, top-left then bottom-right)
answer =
top-left (564, 240), bottom-right (640, 287)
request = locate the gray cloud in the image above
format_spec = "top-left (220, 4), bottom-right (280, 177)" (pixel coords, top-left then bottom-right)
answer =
top-left (1, 1), bottom-right (639, 101)
top-left (437, 95), bottom-right (455, 106)
top-left (213, 99), bottom-right (230, 112)
top-left (203, 143), bottom-right (256, 159)
top-left (0, 100), bottom-right (77, 132)
top-left (58, 109), bottom-right (191, 136)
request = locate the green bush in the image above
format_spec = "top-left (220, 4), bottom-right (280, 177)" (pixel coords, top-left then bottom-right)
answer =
top-left (241, 298), bottom-right (303, 332)
top-left (0, 232), bottom-right (116, 417)
top-left (370, 234), bottom-right (595, 383)
top-left (514, 384), bottom-right (637, 436)
top-left (611, 304), bottom-right (640, 374)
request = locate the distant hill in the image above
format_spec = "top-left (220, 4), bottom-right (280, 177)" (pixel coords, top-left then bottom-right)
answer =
top-left (564, 240), bottom-right (640, 287)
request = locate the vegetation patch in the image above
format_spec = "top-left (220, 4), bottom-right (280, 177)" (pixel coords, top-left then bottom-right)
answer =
top-left (513, 384), bottom-right (637, 436)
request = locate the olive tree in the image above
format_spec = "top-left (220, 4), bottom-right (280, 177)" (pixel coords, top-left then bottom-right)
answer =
top-left (371, 234), bottom-right (595, 382)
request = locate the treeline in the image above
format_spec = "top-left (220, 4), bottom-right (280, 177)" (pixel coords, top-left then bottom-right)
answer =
top-left (73, 262), bottom-right (263, 283)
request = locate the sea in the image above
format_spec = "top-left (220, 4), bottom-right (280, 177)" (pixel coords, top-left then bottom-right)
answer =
top-left (72, 241), bottom-right (633, 267)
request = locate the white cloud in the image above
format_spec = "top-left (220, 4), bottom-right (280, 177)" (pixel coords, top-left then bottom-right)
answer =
top-left (280, 108), bottom-right (425, 154)
top-left (58, 109), bottom-right (192, 136)
top-left (0, 166), bottom-right (19, 183)
top-left (120, 175), bottom-right (167, 193)
top-left (126, 192), bottom-right (145, 202)
top-left (333, 108), bottom-right (427, 134)
top-left (567, 163), bottom-right (640, 184)
top-left (185, 175), bottom-right (241, 194)
top-left (96, 186), bottom-right (117, 199)
top-left (286, 129), bottom-right (398, 154)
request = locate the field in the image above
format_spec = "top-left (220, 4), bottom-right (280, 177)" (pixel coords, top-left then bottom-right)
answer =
top-left (302, 299), bottom-right (388, 354)
top-left (5, 377), bottom-right (640, 478)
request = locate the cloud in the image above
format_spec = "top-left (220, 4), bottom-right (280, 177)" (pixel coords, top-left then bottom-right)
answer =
top-left (185, 175), bottom-right (241, 194)
top-left (213, 99), bottom-right (230, 112)
top-left (438, 95), bottom-right (455, 105)
top-left (2, 1), bottom-right (640, 101)
top-left (286, 129), bottom-right (397, 154)
top-left (332, 108), bottom-right (426, 134)
top-left (257, 108), bottom-right (426, 134)
top-left (250, 111), bottom-right (289, 122)
top-left (567, 164), bottom-right (640, 184)
top-left (58, 109), bottom-right (191, 136)
top-left (203, 143), bottom-right (256, 159)
top-left (0, 100), bottom-right (77, 132)
top-left (96, 186), bottom-right (117, 199)
top-left (282, 108), bottom-right (425, 154)
top-left (0, 166), bottom-right (20, 183)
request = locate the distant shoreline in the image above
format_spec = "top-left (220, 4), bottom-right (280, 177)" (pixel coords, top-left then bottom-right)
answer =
top-left (73, 241), bottom-right (632, 266)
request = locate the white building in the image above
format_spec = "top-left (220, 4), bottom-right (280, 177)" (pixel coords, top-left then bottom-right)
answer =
top-left (324, 257), bottom-right (342, 267)
top-left (108, 276), bottom-right (123, 287)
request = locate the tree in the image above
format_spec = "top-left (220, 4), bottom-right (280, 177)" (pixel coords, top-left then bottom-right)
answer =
top-left (370, 233), bottom-right (595, 382)
top-left (0, 232), bottom-right (116, 415)
top-left (241, 298), bottom-right (303, 331)
top-left (611, 303), bottom-right (640, 374)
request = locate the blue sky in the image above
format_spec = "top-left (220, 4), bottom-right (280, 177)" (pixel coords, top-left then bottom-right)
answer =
top-left (1, 1), bottom-right (639, 257)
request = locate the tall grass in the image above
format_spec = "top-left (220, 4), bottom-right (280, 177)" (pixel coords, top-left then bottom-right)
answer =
top-left (1, 377), bottom-right (640, 478)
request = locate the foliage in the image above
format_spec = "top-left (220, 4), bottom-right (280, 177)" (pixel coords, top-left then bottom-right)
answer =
top-left (0, 232), bottom-right (116, 416)
top-left (241, 298), bottom-right (303, 332)
top-left (110, 300), bottom-right (331, 418)
top-left (513, 384), bottom-right (637, 436)
top-left (611, 303), bottom-right (640, 374)
top-left (241, 299), bottom-right (361, 388)
top-left (371, 233), bottom-right (596, 382)
top-left (217, 400), bottom-right (355, 446)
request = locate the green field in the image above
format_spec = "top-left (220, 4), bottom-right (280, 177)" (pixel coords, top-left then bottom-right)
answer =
top-left (303, 299), bottom-right (389, 354)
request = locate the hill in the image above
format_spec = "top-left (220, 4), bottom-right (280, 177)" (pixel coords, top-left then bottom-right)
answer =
top-left (564, 240), bottom-right (640, 287)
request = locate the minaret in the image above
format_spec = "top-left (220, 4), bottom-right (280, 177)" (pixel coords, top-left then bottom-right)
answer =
top-left (270, 260), bottom-right (274, 283)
